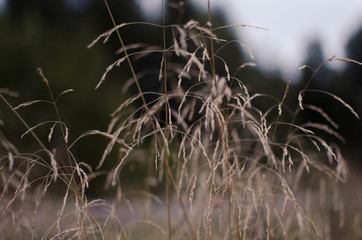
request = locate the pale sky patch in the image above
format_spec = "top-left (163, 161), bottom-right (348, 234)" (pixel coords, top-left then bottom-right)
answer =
top-left (138, 0), bottom-right (362, 79)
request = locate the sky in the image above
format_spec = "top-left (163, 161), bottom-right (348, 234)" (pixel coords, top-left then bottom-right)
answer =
top-left (0, 0), bottom-right (5, 10)
top-left (138, 0), bottom-right (362, 79)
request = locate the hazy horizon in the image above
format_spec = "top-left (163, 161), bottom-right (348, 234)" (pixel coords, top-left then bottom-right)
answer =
top-left (138, 0), bottom-right (362, 80)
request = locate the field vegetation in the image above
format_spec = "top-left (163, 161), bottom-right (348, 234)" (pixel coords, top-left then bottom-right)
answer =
top-left (1, 1), bottom-right (362, 239)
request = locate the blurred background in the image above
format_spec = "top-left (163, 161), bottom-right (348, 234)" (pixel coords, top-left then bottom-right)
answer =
top-left (0, 0), bottom-right (361, 195)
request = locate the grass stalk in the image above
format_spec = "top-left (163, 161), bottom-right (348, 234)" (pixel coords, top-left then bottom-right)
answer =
top-left (102, 1), bottom-right (196, 238)
top-left (37, 68), bottom-right (75, 178)
top-left (1, 91), bottom-right (106, 240)
top-left (162, 1), bottom-right (172, 239)
top-left (271, 80), bottom-right (290, 143)
top-left (103, 0), bottom-right (147, 110)
top-left (207, 1), bottom-right (233, 238)
top-left (207, 0), bottom-right (217, 87)
top-left (0, 95), bottom-right (48, 158)
top-left (287, 56), bottom-right (335, 137)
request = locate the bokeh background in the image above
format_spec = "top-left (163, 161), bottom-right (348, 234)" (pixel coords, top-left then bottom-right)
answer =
top-left (1, 0), bottom-right (361, 195)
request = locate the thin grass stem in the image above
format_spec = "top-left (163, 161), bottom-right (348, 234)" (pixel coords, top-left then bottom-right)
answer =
top-left (162, 1), bottom-right (172, 239)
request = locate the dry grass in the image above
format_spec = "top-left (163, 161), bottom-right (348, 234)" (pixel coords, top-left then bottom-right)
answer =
top-left (1, 1), bottom-right (362, 239)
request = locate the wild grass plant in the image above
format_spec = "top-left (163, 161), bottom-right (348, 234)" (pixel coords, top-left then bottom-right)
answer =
top-left (1, 0), bottom-right (362, 239)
